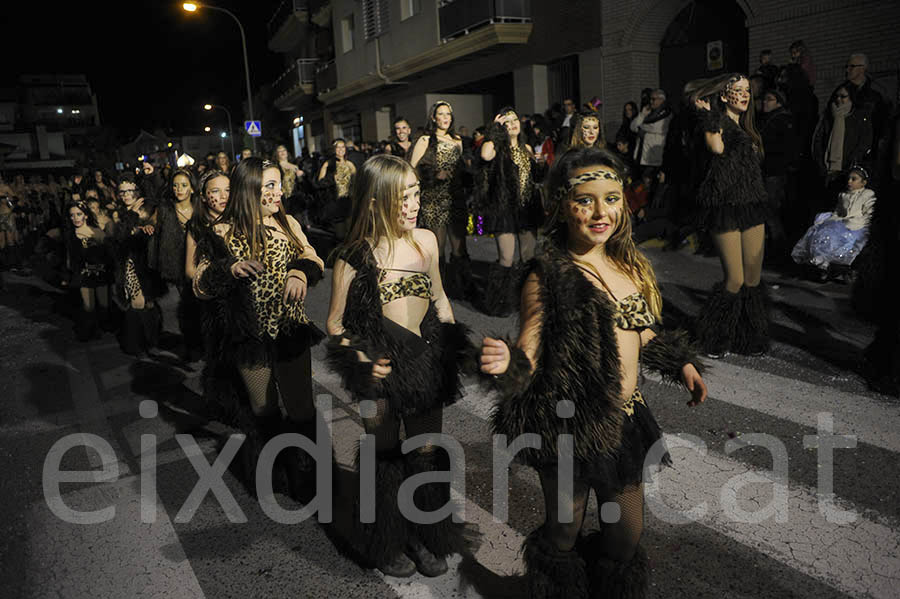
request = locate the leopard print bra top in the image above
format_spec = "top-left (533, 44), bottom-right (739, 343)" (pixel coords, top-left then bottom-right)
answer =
top-left (227, 226), bottom-right (310, 340)
top-left (378, 268), bottom-right (433, 305)
top-left (612, 292), bottom-right (655, 330)
top-left (575, 263), bottom-right (655, 330)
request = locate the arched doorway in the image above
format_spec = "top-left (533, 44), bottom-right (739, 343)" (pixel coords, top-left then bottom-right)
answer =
top-left (659, 0), bottom-right (748, 99)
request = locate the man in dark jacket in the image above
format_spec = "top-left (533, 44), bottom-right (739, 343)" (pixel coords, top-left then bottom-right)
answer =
top-left (759, 89), bottom-right (800, 258)
top-left (344, 139), bottom-right (366, 171)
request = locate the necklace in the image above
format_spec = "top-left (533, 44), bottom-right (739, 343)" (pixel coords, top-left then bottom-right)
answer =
top-left (175, 203), bottom-right (192, 221)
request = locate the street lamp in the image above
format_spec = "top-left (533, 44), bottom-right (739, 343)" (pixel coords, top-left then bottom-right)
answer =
top-left (204, 103), bottom-right (235, 158)
top-left (182, 2), bottom-right (256, 152)
top-left (204, 126), bottom-right (211, 132)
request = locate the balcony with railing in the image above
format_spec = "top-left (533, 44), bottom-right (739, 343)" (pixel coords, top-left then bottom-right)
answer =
top-left (308, 0), bottom-right (332, 28)
top-left (316, 60), bottom-right (337, 95)
top-left (273, 58), bottom-right (319, 110)
top-left (268, 0), bottom-right (309, 52)
top-left (438, 0), bottom-right (531, 42)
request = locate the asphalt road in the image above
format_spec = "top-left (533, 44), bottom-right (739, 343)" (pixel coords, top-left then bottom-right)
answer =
top-left (1, 236), bottom-right (897, 599)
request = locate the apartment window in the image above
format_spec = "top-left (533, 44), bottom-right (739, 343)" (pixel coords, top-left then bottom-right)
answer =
top-left (362, 0), bottom-right (390, 40)
top-left (341, 14), bottom-right (354, 53)
top-left (400, 0), bottom-right (421, 21)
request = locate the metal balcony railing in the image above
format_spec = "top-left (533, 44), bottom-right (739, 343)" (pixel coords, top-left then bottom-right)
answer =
top-left (438, 0), bottom-right (531, 42)
top-left (316, 59), bottom-right (337, 94)
top-left (267, 0), bottom-right (309, 39)
top-left (273, 58), bottom-right (319, 99)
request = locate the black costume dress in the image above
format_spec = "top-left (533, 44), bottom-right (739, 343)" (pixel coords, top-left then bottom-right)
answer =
top-left (693, 111), bottom-right (772, 356)
top-left (151, 202), bottom-right (204, 357)
top-left (485, 244), bottom-right (704, 598)
top-left (325, 243), bottom-right (472, 568)
top-left (112, 208), bottom-right (163, 355)
top-left (695, 112), bottom-right (769, 234)
top-left (66, 232), bottom-right (112, 288)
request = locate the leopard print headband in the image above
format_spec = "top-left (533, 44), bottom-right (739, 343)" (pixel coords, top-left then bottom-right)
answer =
top-left (566, 168), bottom-right (622, 189)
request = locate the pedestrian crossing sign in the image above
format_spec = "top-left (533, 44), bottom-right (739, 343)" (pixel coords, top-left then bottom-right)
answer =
top-left (244, 121), bottom-right (262, 137)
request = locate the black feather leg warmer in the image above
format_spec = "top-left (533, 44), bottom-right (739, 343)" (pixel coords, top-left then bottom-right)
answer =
top-left (523, 528), bottom-right (590, 599)
top-left (404, 448), bottom-right (471, 558)
top-left (577, 534), bottom-right (649, 599)
top-left (642, 328), bottom-right (706, 386)
top-left (349, 446), bottom-right (409, 567)
top-left (693, 283), bottom-right (742, 355)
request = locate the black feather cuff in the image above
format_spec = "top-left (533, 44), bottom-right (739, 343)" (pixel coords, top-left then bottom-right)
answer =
top-left (696, 108), bottom-right (723, 134)
top-left (196, 257), bottom-right (236, 298)
top-left (324, 335), bottom-right (385, 400)
top-left (643, 329), bottom-right (706, 386)
top-left (287, 258), bottom-right (324, 287)
top-left (482, 341), bottom-right (533, 397)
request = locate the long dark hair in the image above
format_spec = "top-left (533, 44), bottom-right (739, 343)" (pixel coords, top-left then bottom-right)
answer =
top-left (691, 73), bottom-right (764, 156)
top-left (167, 167), bottom-right (197, 206)
top-left (217, 157), bottom-right (304, 260)
top-left (423, 101), bottom-right (460, 159)
top-left (66, 200), bottom-right (99, 230)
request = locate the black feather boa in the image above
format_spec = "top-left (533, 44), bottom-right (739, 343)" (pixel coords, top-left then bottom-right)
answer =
top-left (325, 244), bottom-right (473, 417)
top-left (486, 245), bottom-right (624, 468)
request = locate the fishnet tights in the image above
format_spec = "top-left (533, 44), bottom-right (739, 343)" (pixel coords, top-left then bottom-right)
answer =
top-left (237, 347), bottom-right (315, 422)
top-left (539, 469), bottom-right (645, 563)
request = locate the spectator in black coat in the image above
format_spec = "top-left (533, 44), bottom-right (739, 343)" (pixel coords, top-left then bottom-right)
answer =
top-left (759, 89), bottom-right (799, 258)
top-left (812, 84), bottom-right (874, 183)
top-left (845, 53), bottom-right (891, 169)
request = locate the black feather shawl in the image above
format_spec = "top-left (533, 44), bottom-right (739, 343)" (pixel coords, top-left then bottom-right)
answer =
top-left (488, 245), bottom-right (624, 468)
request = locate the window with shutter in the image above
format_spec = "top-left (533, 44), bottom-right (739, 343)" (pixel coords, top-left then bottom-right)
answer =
top-left (362, 0), bottom-right (390, 40)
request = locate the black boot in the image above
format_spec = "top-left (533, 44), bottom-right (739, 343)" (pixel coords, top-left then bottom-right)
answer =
top-left (97, 304), bottom-right (115, 333)
top-left (523, 527), bottom-right (589, 598)
top-left (444, 253), bottom-right (475, 301)
top-left (736, 284), bottom-right (771, 356)
top-left (74, 309), bottom-right (98, 342)
top-left (230, 408), bottom-right (288, 499)
top-left (476, 263), bottom-right (516, 317)
top-left (139, 304), bottom-right (162, 351)
top-left (278, 418), bottom-right (323, 505)
top-left (118, 309), bottom-right (146, 356)
top-left (577, 535), bottom-right (649, 599)
top-left (694, 283), bottom-right (742, 358)
top-left (350, 447), bottom-right (413, 575)
top-left (404, 448), bottom-right (467, 575)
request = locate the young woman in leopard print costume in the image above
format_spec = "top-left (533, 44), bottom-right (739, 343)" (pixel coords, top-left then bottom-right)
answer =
top-left (192, 157), bottom-right (325, 503)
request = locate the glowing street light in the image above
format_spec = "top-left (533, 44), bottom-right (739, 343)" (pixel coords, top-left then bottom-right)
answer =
top-left (182, 2), bottom-right (256, 151)
top-left (204, 103), bottom-right (235, 157)
top-left (204, 126), bottom-right (211, 132)
top-left (220, 131), bottom-right (227, 138)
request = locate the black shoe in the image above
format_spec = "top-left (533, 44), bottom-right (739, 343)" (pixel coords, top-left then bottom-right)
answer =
top-left (377, 551), bottom-right (417, 578)
top-left (406, 540), bottom-right (448, 577)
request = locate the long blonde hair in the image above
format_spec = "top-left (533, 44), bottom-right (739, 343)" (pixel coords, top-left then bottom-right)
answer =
top-left (337, 154), bottom-right (421, 263)
top-left (217, 157), bottom-right (304, 260)
top-left (544, 147), bottom-right (662, 320)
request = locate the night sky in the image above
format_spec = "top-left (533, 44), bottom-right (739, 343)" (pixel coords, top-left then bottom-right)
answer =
top-left (6, 0), bottom-right (283, 139)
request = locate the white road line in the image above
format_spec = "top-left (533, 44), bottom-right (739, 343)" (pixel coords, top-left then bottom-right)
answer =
top-left (47, 345), bottom-right (208, 597)
top-left (451, 376), bottom-right (900, 599)
top-left (646, 360), bottom-right (900, 452)
top-left (649, 433), bottom-right (900, 599)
